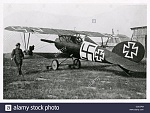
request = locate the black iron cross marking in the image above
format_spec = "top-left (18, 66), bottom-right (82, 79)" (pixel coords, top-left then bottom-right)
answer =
top-left (95, 49), bottom-right (104, 62)
top-left (123, 42), bottom-right (138, 59)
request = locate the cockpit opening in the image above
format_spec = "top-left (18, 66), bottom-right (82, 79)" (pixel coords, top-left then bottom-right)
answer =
top-left (59, 35), bottom-right (83, 45)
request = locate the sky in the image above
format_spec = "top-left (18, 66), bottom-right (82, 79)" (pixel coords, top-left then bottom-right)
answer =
top-left (3, 3), bottom-right (147, 53)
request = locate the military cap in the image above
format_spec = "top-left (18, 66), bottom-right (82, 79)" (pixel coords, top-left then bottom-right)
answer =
top-left (16, 43), bottom-right (21, 46)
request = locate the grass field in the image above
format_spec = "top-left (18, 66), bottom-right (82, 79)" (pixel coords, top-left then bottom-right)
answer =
top-left (3, 54), bottom-right (146, 99)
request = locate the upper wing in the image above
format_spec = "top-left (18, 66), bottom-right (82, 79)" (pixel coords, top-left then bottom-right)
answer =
top-left (5, 26), bottom-right (105, 37)
top-left (104, 49), bottom-right (146, 72)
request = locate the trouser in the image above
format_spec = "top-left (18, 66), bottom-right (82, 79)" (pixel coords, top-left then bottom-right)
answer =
top-left (14, 59), bottom-right (23, 75)
top-left (17, 64), bottom-right (22, 75)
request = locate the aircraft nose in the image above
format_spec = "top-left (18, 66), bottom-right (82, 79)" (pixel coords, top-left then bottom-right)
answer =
top-left (55, 38), bottom-right (63, 50)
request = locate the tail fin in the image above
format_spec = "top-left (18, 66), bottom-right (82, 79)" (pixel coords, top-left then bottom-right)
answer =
top-left (112, 41), bottom-right (145, 63)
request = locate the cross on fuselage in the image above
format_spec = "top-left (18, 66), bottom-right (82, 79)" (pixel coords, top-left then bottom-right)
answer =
top-left (95, 49), bottom-right (104, 62)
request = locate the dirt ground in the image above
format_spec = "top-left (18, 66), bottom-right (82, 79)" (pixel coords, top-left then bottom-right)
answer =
top-left (3, 53), bottom-right (146, 99)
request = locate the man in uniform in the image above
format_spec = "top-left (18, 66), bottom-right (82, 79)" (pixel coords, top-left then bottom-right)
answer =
top-left (11, 43), bottom-right (24, 75)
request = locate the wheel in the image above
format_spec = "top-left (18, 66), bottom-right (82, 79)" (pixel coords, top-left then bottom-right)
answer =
top-left (51, 60), bottom-right (59, 70)
top-left (73, 59), bottom-right (81, 69)
top-left (68, 64), bottom-right (74, 69)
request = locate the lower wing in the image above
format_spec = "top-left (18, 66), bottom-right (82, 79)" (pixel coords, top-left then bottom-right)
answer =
top-left (33, 52), bottom-right (70, 59)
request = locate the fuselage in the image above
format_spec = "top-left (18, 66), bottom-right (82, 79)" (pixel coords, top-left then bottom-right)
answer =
top-left (54, 35), bottom-right (109, 63)
top-left (54, 35), bottom-right (82, 58)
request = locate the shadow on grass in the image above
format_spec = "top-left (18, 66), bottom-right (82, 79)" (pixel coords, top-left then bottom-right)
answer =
top-left (24, 69), bottom-right (51, 75)
top-left (23, 63), bottom-right (146, 78)
top-left (25, 70), bottom-right (41, 74)
top-left (81, 64), bottom-right (146, 78)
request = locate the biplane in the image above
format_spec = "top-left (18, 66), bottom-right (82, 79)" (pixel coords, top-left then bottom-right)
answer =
top-left (5, 26), bottom-right (146, 75)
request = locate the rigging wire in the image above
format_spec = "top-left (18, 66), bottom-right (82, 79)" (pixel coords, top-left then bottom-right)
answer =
top-left (4, 31), bottom-right (55, 52)
top-left (33, 34), bottom-right (52, 48)
top-left (19, 32), bottom-right (26, 50)
top-left (34, 44), bottom-right (50, 51)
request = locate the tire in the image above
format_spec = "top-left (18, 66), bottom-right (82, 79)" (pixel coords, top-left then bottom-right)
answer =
top-left (51, 60), bottom-right (59, 70)
top-left (73, 59), bottom-right (81, 69)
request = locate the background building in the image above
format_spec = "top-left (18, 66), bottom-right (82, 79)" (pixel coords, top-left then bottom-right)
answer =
top-left (131, 26), bottom-right (147, 57)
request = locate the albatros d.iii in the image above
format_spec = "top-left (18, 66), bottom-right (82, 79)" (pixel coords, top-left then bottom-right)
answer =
top-left (5, 26), bottom-right (146, 75)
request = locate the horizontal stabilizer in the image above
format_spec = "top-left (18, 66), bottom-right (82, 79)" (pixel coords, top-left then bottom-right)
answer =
top-left (104, 49), bottom-right (146, 73)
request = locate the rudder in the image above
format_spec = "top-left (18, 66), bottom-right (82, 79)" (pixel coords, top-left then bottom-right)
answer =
top-left (112, 41), bottom-right (145, 63)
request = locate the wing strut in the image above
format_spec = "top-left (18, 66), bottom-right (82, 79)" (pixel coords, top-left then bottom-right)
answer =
top-left (105, 36), bottom-right (110, 47)
top-left (23, 33), bottom-right (26, 50)
top-left (101, 37), bottom-right (104, 47)
top-left (27, 33), bottom-right (31, 50)
top-left (23, 33), bottom-right (31, 50)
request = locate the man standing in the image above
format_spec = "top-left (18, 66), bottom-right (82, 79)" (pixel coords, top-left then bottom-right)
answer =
top-left (11, 43), bottom-right (24, 75)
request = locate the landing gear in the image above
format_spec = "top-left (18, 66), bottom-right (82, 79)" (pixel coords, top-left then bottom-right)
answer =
top-left (73, 59), bottom-right (81, 69)
top-left (50, 58), bottom-right (81, 70)
top-left (68, 59), bottom-right (81, 69)
top-left (51, 60), bottom-right (59, 70)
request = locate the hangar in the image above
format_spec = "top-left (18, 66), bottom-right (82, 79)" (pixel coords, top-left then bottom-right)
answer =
top-left (131, 26), bottom-right (147, 57)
